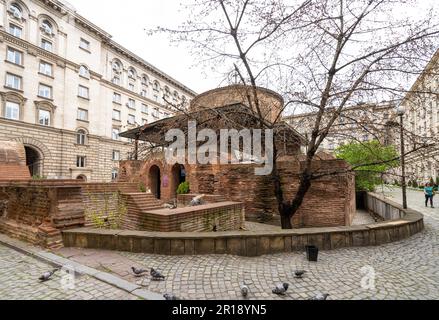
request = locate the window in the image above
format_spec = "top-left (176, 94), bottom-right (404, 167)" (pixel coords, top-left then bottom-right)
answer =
top-left (9, 4), bottom-right (22, 19)
top-left (112, 128), bottom-right (120, 140)
top-left (76, 156), bottom-right (86, 168)
top-left (142, 118), bottom-right (148, 125)
top-left (38, 109), bottom-right (51, 126)
top-left (39, 61), bottom-right (53, 76)
top-left (78, 85), bottom-right (89, 99)
top-left (5, 101), bottom-right (20, 120)
top-left (41, 39), bottom-right (52, 51)
top-left (141, 76), bottom-right (149, 86)
top-left (128, 68), bottom-right (136, 79)
top-left (5, 73), bottom-right (22, 90)
top-left (6, 47), bottom-right (22, 65)
top-left (113, 92), bottom-right (121, 104)
top-left (152, 108), bottom-right (159, 118)
top-left (112, 150), bottom-right (120, 161)
top-left (141, 89), bottom-right (147, 97)
top-left (77, 108), bottom-right (88, 121)
top-left (9, 24), bottom-right (22, 38)
top-left (38, 84), bottom-right (52, 99)
top-left (153, 81), bottom-right (160, 92)
top-left (112, 109), bottom-right (121, 121)
top-left (141, 104), bottom-right (148, 114)
top-left (129, 83), bottom-right (135, 91)
top-left (112, 169), bottom-right (118, 181)
top-left (127, 99), bottom-right (135, 109)
top-left (79, 65), bottom-right (90, 78)
top-left (79, 38), bottom-right (90, 51)
top-left (77, 130), bottom-right (87, 145)
top-left (128, 114), bottom-right (136, 125)
top-left (41, 20), bottom-right (53, 35)
top-left (112, 76), bottom-right (120, 85)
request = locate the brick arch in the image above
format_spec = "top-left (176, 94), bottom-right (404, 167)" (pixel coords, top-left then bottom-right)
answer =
top-left (10, 137), bottom-right (51, 160)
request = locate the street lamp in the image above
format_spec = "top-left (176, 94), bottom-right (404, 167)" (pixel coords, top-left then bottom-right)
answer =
top-left (396, 105), bottom-right (408, 209)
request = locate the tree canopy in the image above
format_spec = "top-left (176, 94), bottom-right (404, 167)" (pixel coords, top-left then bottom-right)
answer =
top-left (335, 141), bottom-right (400, 192)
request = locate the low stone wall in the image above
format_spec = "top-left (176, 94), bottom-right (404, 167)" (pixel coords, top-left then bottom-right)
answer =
top-left (62, 194), bottom-right (424, 257)
top-left (137, 202), bottom-right (243, 232)
top-left (365, 192), bottom-right (404, 220)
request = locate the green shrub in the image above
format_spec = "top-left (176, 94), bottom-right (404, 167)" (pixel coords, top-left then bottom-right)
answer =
top-left (412, 180), bottom-right (418, 188)
top-left (177, 181), bottom-right (190, 195)
top-left (32, 175), bottom-right (46, 180)
top-left (138, 182), bottom-right (147, 193)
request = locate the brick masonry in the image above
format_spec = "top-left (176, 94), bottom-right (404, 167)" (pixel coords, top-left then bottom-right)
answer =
top-left (62, 193), bottom-right (424, 257)
top-left (119, 156), bottom-right (356, 228)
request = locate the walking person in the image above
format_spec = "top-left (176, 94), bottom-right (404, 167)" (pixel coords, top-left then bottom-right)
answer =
top-left (424, 183), bottom-right (435, 208)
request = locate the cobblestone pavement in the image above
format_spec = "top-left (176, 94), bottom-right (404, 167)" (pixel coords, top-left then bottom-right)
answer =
top-left (57, 187), bottom-right (439, 300)
top-left (0, 244), bottom-right (138, 300)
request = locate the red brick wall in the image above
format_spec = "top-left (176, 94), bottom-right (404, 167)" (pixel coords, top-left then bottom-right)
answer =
top-left (120, 157), bottom-right (356, 228)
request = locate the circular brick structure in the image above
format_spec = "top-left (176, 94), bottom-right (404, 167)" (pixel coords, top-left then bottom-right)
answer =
top-left (189, 85), bottom-right (284, 122)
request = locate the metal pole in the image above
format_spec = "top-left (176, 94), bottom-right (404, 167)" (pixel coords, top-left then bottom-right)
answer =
top-left (400, 114), bottom-right (408, 209)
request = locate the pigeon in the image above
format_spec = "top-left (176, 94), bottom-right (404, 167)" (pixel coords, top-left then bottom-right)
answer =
top-left (131, 267), bottom-right (148, 276)
top-left (163, 293), bottom-right (179, 300)
top-left (309, 293), bottom-right (330, 300)
top-left (240, 282), bottom-right (249, 297)
top-left (272, 283), bottom-right (289, 295)
top-left (39, 269), bottom-right (59, 282)
top-left (294, 270), bottom-right (307, 278)
top-left (151, 268), bottom-right (166, 280)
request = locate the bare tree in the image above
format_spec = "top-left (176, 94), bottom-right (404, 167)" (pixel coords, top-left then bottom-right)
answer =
top-left (146, 0), bottom-right (439, 229)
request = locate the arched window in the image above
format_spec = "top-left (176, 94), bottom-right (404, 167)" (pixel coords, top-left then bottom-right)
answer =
top-left (9, 3), bottom-right (22, 19)
top-left (128, 68), bottom-right (136, 79)
top-left (76, 129), bottom-right (87, 145)
top-left (41, 20), bottom-right (53, 35)
top-left (153, 81), bottom-right (160, 92)
top-left (112, 60), bottom-right (122, 85)
top-left (141, 76), bottom-right (149, 86)
top-left (79, 65), bottom-right (90, 78)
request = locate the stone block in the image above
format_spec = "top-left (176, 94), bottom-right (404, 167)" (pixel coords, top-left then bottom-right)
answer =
top-left (270, 236), bottom-right (285, 253)
top-left (257, 236), bottom-right (270, 255)
top-left (194, 238), bottom-right (215, 255)
top-left (154, 239), bottom-right (171, 255)
top-left (330, 233), bottom-right (347, 249)
top-left (215, 238), bottom-right (227, 254)
top-left (283, 236), bottom-right (292, 253)
top-left (246, 237), bottom-right (257, 257)
top-left (291, 235), bottom-right (303, 251)
top-left (99, 234), bottom-right (117, 250)
top-left (117, 236), bottom-right (132, 252)
top-left (170, 239), bottom-right (185, 256)
top-left (226, 238), bottom-right (242, 255)
top-left (184, 239), bottom-right (195, 255)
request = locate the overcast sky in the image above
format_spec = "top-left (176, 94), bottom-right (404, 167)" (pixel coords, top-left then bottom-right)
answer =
top-left (66, 0), bottom-right (437, 95)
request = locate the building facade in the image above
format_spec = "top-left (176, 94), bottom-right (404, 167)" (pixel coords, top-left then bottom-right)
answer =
top-left (400, 49), bottom-right (439, 183)
top-left (0, 0), bottom-right (196, 182)
top-left (285, 103), bottom-right (398, 153)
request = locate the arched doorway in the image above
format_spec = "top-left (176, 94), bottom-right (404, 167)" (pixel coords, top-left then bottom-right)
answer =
top-left (77, 175), bottom-right (87, 182)
top-left (24, 146), bottom-right (42, 177)
top-left (149, 165), bottom-right (161, 199)
top-left (171, 164), bottom-right (186, 197)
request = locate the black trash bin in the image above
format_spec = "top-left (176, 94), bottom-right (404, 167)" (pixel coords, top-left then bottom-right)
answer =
top-left (305, 245), bottom-right (319, 262)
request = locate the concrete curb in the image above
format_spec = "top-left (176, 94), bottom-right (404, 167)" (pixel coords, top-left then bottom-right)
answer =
top-left (0, 233), bottom-right (164, 300)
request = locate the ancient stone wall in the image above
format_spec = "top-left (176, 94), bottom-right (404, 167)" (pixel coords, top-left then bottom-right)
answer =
top-left (0, 181), bottom-right (85, 248)
top-left (120, 157), bottom-right (356, 228)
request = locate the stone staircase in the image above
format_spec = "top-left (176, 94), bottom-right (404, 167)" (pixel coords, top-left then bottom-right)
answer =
top-left (121, 192), bottom-right (164, 230)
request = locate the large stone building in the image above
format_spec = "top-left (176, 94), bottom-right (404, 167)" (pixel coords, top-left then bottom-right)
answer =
top-left (400, 48), bottom-right (439, 182)
top-left (285, 103), bottom-right (398, 152)
top-left (0, 0), bottom-right (196, 182)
